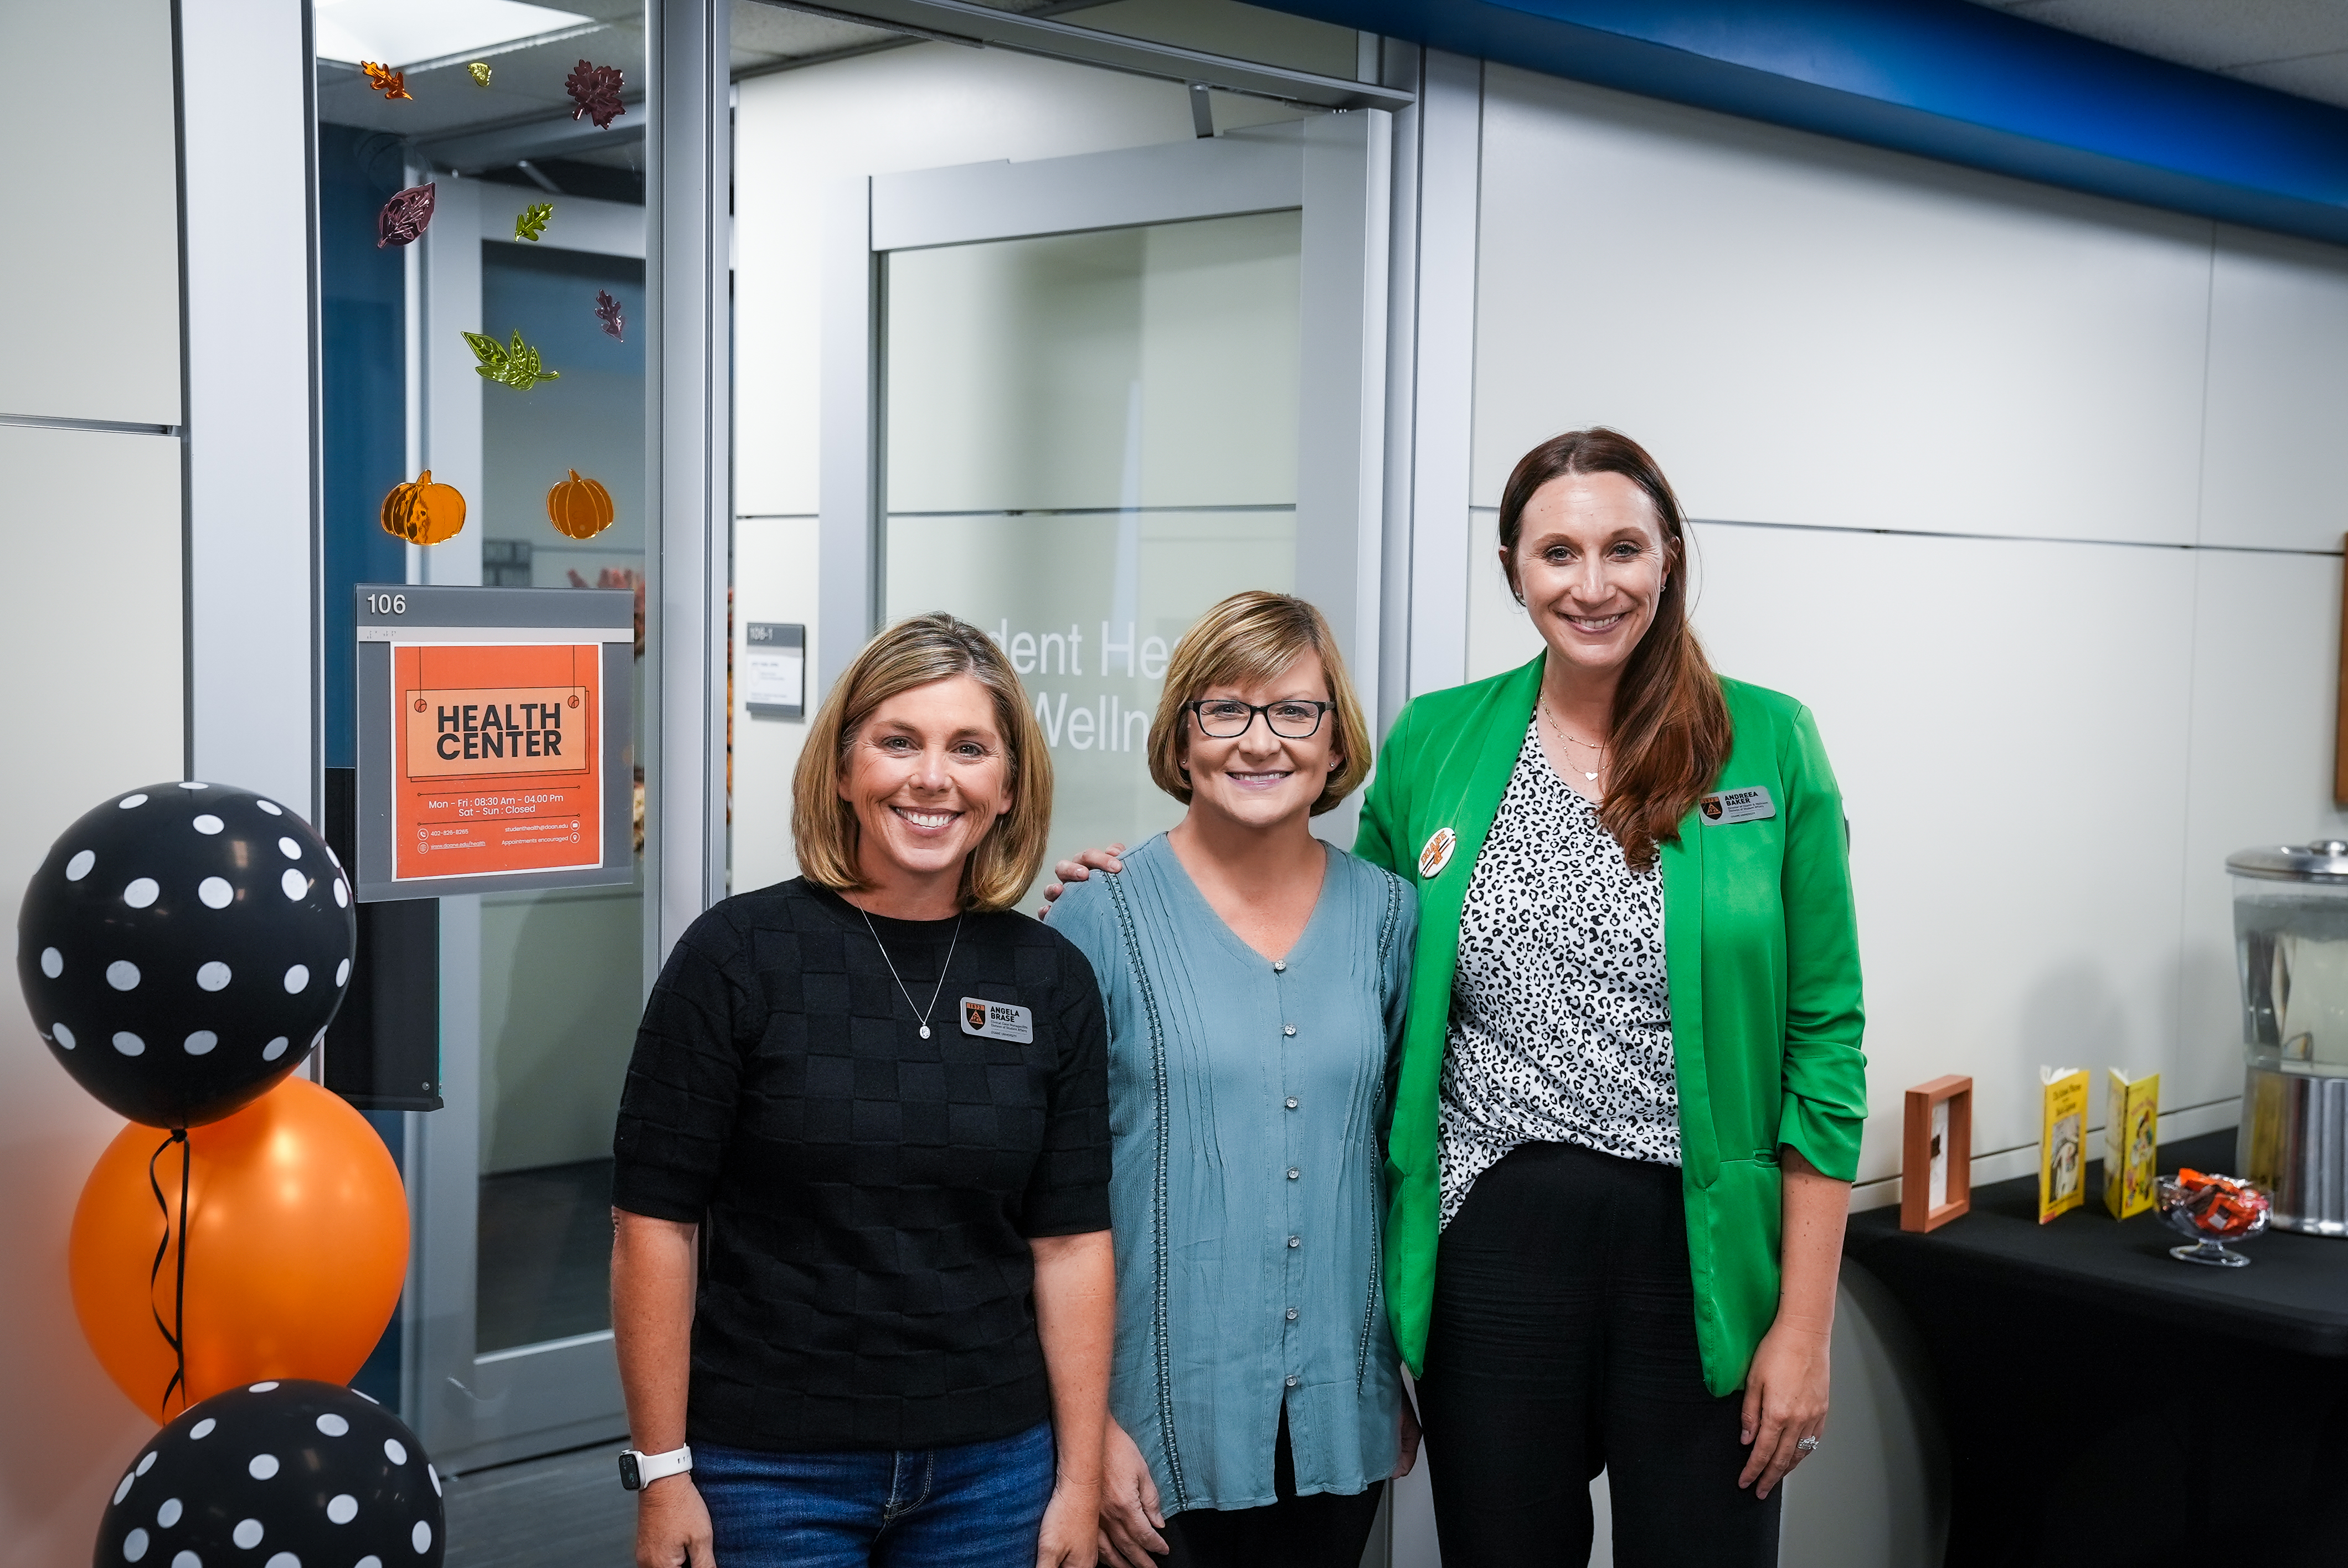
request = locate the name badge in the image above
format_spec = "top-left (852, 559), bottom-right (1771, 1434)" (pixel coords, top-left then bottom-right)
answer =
top-left (961, 998), bottom-right (1034, 1043)
top-left (1698, 786), bottom-right (1775, 826)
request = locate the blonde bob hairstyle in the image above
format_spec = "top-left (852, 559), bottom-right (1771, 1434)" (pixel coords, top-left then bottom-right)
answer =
top-left (791, 612), bottom-right (1054, 912)
top-left (1146, 591), bottom-right (1371, 817)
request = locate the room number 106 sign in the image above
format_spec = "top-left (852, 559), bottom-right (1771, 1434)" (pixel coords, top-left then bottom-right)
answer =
top-left (354, 584), bottom-right (635, 902)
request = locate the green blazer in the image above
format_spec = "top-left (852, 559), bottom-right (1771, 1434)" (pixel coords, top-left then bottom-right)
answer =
top-left (1355, 656), bottom-right (1867, 1396)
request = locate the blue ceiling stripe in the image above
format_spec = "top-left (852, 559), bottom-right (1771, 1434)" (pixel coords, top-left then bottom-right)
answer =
top-left (1264, 0), bottom-right (2348, 245)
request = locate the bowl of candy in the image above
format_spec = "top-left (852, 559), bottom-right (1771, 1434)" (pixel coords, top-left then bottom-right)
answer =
top-left (2156, 1169), bottom-right (2271, 1267)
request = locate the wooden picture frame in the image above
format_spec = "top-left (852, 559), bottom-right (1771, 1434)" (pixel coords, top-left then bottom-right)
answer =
top-left (1902, 1075), bottom-right (1974, 1232)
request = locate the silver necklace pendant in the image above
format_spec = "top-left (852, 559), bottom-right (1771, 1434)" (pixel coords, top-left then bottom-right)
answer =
top-left (1539, 697), bottom-right (1605, 785)
top-left (862, 907), bottom-right (964, 1043)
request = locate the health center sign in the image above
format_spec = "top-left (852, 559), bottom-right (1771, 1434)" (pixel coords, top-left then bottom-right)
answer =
top-left (353, 585), bottom-right (636, 902)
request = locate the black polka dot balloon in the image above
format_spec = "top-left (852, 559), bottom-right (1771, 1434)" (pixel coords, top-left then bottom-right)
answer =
top-left (15, 782), bottom-right (356, 1129)
top-left (94, 1379), bottom-right (445, 1568)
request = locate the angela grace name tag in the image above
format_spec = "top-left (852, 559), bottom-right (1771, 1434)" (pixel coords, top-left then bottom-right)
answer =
top-left (960, 998), bottom-right (1034, 1043)
top-left (1698, 786), bottom-right (1776, 826)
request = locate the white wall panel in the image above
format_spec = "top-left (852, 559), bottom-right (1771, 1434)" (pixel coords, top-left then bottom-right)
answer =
top-left (0, 0), bottom-right (180, 426)
top-left (1778, 1266), bottom-right (1945, 1567)
top-left (1471, 67), bottom-right (2213, 545)
top-left (1688, 523), bottom-right (2197, 1180)
top-left (732, 514), bottom-right (821, 893)
top-left (183, 0), bottom-right (316, 817)
top-left (2176, 548), bottom-right (2348, 1106)
top-left (0, 425), bottom-right (186, 1561)
top-left (1463, 505), bottom-right (1543, 681)
top-left (2200, 226), bottom-right (2348, 552)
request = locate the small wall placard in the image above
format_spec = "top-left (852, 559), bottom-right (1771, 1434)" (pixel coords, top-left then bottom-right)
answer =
top-left (745, 622), bottom-right (806, 720)
top-left (1902, 1074), bottom-right (1973, 1232)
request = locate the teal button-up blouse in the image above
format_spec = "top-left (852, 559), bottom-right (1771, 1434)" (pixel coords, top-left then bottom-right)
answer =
top-left (1049, 835), bottom-right (1415, 1512)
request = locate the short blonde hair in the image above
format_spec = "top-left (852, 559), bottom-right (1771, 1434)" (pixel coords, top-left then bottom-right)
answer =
top-left (792, 613), bottom-right (1054, 911)
top-left (1147, 591), bottom-right (1371, 817)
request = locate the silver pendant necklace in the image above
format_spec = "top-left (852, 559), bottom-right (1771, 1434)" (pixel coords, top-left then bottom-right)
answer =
top-left (1539, 697), bottom-right (1606, 782)
top-left (861, 907), bottom-right (964, 1039)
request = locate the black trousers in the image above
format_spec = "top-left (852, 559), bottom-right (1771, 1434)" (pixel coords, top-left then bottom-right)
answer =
top-left (1417, 1141), bottom-right (1780, 1568)
top-left (1157, 1407), bottom-right (1384, 1568)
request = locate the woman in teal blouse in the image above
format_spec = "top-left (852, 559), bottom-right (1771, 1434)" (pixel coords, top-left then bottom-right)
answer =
top-left (1048, 591), bottom-right (1418, 1568)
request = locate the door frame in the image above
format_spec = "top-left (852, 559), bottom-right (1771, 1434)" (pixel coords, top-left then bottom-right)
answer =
top-left (817, 115), bottom-right (1393, 840)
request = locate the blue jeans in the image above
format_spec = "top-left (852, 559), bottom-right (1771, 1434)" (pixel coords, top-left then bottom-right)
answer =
top-left (694, 1422), bottom-right (1056, 1568)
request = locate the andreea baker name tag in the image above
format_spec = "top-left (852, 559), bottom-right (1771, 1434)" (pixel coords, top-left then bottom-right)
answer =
top-left (960, 998), bottom-right (1034, 1043)
top-left (1697, 786), bottom-right (1775, 826)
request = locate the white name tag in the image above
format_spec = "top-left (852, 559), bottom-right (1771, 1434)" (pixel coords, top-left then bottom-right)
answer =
top-left (960, 997), bottom-right (1034, 1043)
top-left (1698, 786), bottom-right (1775, 826)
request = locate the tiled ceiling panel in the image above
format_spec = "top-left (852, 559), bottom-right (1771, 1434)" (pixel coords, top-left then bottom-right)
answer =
top-left (1975, 0), bottom-right (2348, 109)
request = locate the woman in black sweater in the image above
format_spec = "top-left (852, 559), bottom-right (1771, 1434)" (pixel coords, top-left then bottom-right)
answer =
top-left (612, 613), bottom-right (1113, 1568)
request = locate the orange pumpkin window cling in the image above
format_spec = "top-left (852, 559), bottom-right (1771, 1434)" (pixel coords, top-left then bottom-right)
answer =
top-left (546, 470), bottom-right (616, 540)
top-left (380, 470), bottom-right (467, 545)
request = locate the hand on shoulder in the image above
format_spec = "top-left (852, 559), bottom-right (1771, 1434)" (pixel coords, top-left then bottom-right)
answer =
top-left (1037, 844), bottom-right (1127, 920)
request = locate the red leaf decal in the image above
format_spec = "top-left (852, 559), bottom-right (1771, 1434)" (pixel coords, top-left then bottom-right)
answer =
top-left (565, 60), bottom-right (626, 130)
top-left (377, 182), bottom-right (437, 249)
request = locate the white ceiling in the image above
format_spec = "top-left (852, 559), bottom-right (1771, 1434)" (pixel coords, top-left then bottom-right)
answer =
top-left (1973, 0), bottom-right (2348, 110)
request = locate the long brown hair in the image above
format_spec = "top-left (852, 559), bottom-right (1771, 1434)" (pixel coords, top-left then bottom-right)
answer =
top-left (1499, 428), bottom-right (1732, 870)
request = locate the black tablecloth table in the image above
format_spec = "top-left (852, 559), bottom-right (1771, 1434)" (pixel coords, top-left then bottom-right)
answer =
top-left (1844, 1128), bottom-right (2348, 1567)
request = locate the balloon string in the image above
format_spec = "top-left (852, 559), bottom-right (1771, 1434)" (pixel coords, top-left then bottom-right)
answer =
top-left (146, 1129), bottom-right (189, 1420)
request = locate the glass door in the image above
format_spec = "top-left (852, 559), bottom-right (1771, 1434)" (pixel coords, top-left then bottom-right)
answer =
top-left (884, 209), bottom-right (1303, 870)
top-left (403, 125), bottom-right (655, 1477)
top-left (822, 116), bottom-right (1391, 879)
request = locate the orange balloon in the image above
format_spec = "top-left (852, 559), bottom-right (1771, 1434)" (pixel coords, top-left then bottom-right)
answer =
top-left (69, 1076), bottom-right (409, 1421)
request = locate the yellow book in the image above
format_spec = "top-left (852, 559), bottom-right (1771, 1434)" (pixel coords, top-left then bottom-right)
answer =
top-left (2102, 1069), bottom-right (2160, 1219)
top-left (2038, 1066), bottom-right (2089, 1223)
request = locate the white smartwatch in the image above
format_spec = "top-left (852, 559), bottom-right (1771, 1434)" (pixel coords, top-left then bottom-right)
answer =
top-left (617, 1444), bottom-right (693, 1491)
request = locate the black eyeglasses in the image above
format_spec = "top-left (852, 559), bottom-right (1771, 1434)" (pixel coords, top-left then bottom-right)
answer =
top-left (1185, 698), bottom-right (1334, 740)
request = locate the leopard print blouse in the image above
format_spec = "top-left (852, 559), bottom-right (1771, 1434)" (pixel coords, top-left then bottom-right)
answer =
top-left (1438, 718), bottom-right (1678, 1230)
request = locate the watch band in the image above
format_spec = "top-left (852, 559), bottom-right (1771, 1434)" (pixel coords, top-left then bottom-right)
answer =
top-left (618, 1444), bottom-right (693, 1491)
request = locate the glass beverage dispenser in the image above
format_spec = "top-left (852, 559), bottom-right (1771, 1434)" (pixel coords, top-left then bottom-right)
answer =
top-left (2230, 842), bottom-right (2348, 1235)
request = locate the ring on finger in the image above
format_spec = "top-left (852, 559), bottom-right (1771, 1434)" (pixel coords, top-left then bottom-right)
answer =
top-left (1794, 1435), bottom-right (1821, 1454)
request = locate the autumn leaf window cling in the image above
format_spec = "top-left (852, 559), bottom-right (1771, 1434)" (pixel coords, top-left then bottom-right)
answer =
top-left (376, 183), bottom-right (436, 249)
top-left (565, 59), bottom-right (625, 128)
top-left (595, 290), bottom-right (625, 341)
top-left (466, 60), bottom-right (492, 87)
top-left (514, 202), bottom-right (553, 243)
top-left (360, 61), bottom-right (410, 100)
top-left (464, 329), bottom-right (561, 390)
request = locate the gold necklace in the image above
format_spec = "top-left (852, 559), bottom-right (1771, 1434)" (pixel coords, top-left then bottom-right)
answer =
top-left (1538, 697), bottom-right (1606, 783)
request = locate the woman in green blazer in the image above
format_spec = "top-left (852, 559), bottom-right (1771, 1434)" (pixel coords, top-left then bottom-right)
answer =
top-left (1352, 429), bottom-right (1866, 1566)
